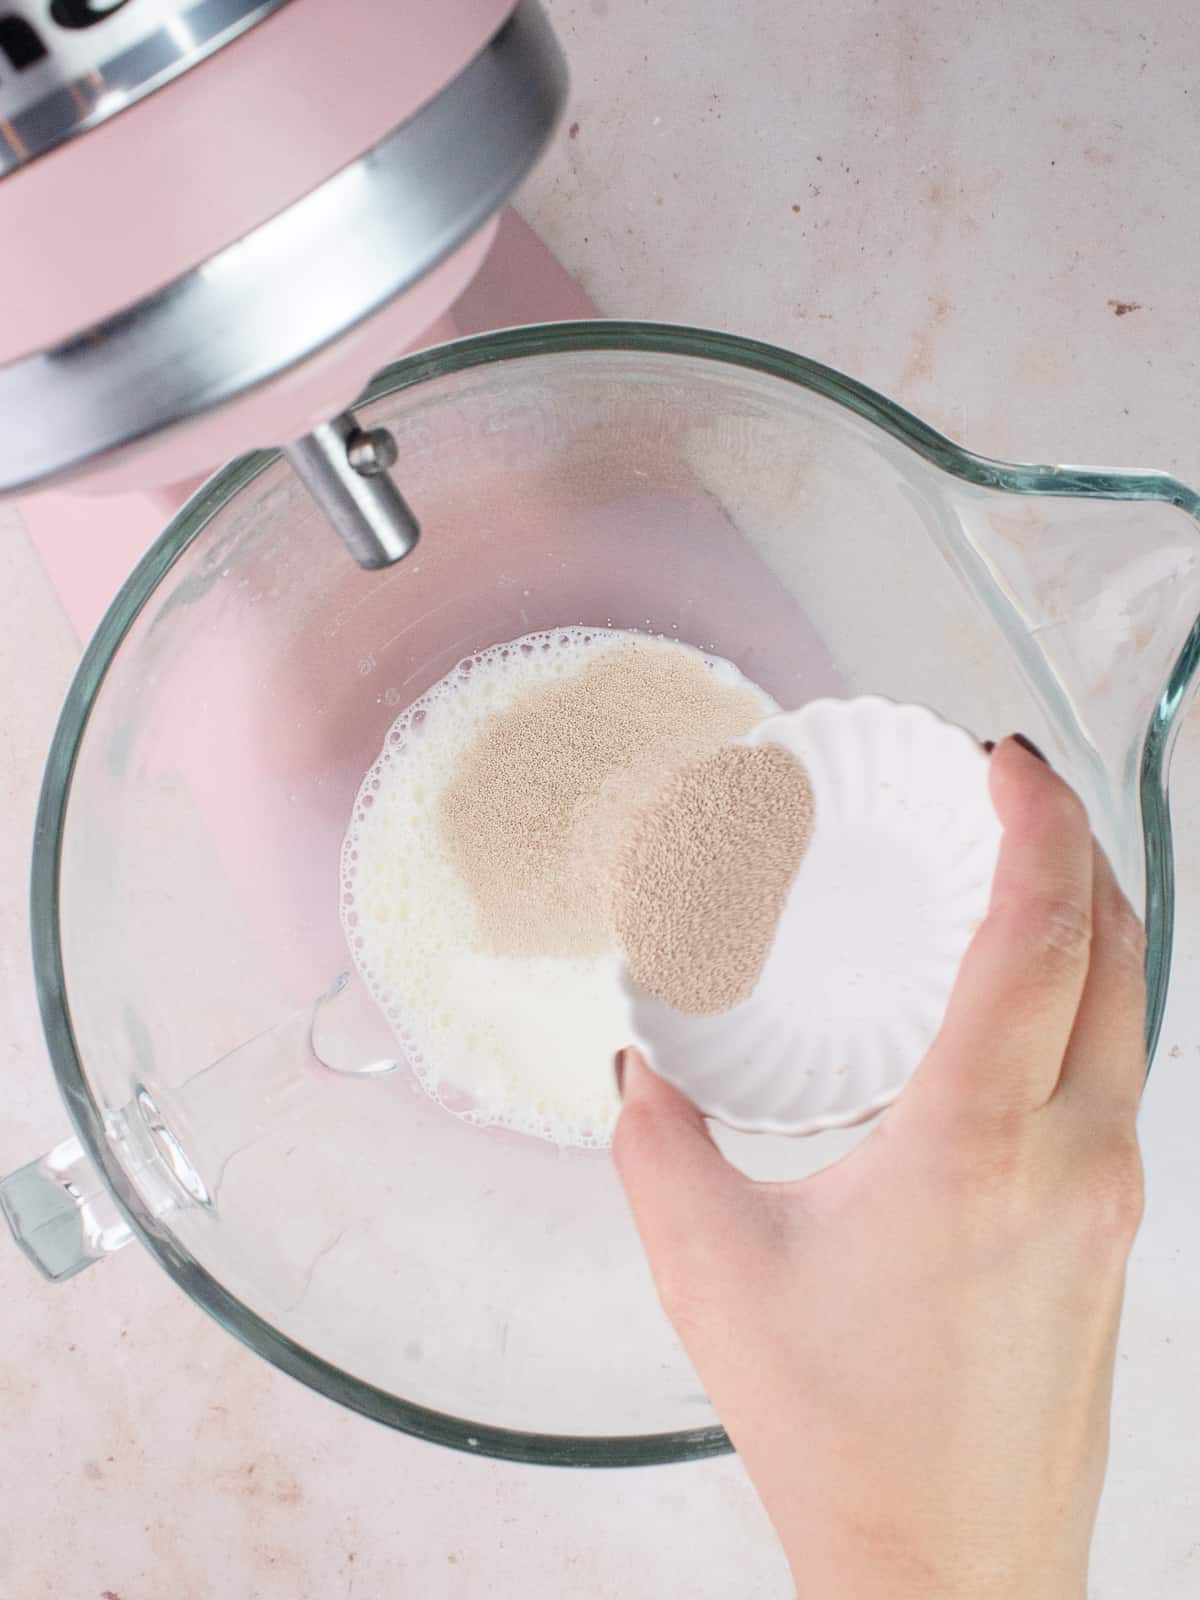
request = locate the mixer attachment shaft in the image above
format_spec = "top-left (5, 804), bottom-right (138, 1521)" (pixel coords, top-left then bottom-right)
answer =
top-left (284, 409), bottom-right (420, 569)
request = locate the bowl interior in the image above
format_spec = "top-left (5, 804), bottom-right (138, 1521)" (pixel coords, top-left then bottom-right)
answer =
top-left (39, 326), bottom-right (1199, 1461)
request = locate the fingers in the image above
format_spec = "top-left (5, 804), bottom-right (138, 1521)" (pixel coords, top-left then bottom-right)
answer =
top-left (611, 1048), bottom-right (749, 1301)
top-left (916, 738), bottom-right (1095, 1118)
top-left (1056, 838), bottom-right (1147, 1122)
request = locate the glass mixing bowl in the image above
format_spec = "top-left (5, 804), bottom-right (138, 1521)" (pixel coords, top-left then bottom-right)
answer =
top-left (6, 323), bottom-right (1200, 1466)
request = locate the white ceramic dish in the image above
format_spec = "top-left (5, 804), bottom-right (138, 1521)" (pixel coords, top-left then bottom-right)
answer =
top-left (623, 697), bottom-right (1002, 1134)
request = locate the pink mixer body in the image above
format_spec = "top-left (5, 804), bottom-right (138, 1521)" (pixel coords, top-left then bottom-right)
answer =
top-left (23, 211), bottom-right (596, 639)
top-left (0, 0), bottom-right (514, 363)
top-left (1, 0), bottom-right (583, 622)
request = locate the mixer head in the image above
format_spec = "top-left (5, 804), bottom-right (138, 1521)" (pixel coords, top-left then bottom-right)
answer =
top-left (0, 0), bottom-right (566, 565)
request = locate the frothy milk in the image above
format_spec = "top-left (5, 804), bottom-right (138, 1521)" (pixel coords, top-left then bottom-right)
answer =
top-left (341, 628), bottom-right (774, 1146)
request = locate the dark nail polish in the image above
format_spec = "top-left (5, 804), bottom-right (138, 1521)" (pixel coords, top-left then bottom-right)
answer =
top-left (981, 740), bottom-right (996, 754)
top-left (614, 1049), bottom-right (627, 1098)
top-left (1012, 733), bottom-right (1048, 763)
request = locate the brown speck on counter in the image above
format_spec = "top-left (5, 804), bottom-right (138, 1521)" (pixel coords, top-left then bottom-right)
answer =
top-left (101, 1591), bottom-right (121, 1599)
top-left (900, 294), bottom-right (953, 389)
top-left (791, 203), bottom-right (801, 213)
top-left (568, 121), bottom-right (580, 139)
top-left (1108, 299), bottom-right (1143, 316)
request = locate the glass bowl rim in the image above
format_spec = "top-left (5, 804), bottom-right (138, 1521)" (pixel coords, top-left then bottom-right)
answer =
top-left (29, 319), bottom-right (1199, 1466)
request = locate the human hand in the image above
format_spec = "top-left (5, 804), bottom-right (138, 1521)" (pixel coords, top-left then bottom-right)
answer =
top-left (613, 737), bottom-right (1146, 1599)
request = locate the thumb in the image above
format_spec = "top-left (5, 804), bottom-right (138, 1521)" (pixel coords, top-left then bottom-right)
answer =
top-left (612, 1047), bottom-right (747, 1290)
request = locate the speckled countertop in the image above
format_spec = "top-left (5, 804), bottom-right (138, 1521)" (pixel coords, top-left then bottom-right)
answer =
top-left (2, 2), bottom-right (1199, 1595)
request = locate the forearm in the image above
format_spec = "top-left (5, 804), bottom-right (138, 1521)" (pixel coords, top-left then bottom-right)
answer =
top-left (781, 1522), bottom-right (1089, 1600)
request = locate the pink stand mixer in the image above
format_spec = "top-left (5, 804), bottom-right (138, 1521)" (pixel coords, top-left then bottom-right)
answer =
top-left (0, 0), bottom-right (590, 634)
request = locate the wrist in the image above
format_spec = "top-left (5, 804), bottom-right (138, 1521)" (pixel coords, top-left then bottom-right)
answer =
top-left (783, 1535), bottom-right (1088, 1600)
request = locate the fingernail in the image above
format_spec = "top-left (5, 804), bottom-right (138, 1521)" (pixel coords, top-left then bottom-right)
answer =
top-left (614, 1049), bottom-right (628, 1098)
top-left (1012, 733), bottom-right (1048, 763)
top-left (981, 740), bottom-right (996, 754)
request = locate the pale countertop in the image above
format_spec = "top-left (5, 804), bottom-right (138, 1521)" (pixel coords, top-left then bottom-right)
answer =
top-left (3, 1), bottom-right (1199, 1595)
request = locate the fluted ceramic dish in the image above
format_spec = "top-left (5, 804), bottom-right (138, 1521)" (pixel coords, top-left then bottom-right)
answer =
top-left (624, 698), bottom-right (1003, 1133)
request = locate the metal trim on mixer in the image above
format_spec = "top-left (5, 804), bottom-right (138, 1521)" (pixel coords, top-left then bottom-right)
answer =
top-left (0, 0), bottom-right (566, 496)
top-left (0, 0), bottom-right (295, 178)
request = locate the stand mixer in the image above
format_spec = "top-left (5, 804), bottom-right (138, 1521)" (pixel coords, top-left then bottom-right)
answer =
top-left (0, 0), bottom-right (574, 614)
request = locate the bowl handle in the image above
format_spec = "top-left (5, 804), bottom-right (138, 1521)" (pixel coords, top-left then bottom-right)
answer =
top-left (0, 1134), bottom-right (132, 1282)
top-left (2, 973), bottom-right (399, 1286)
